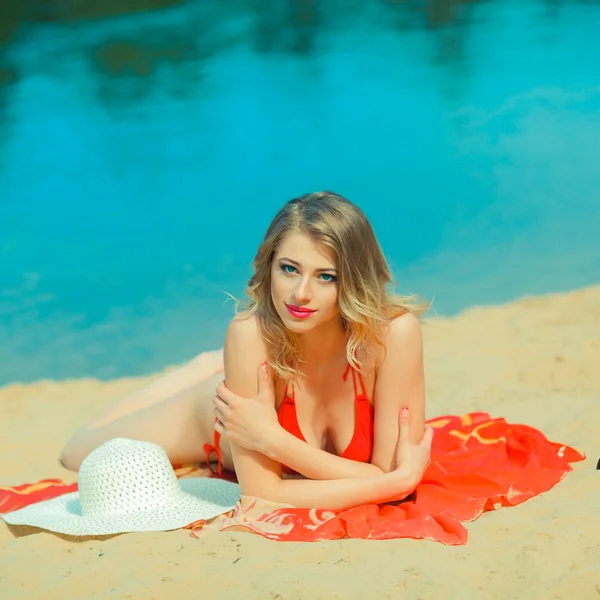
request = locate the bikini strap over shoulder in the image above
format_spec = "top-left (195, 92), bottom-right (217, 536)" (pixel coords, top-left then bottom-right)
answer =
top-left (282, 358), bottom-right (299, 402)
top-left (283, 379), bottom-right (295, 401)
top-left (343, 363), bottom-right (367, 399)
top-left (355, 368), bottom-right (368, 398)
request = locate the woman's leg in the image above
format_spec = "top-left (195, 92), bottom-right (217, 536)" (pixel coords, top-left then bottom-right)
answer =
top-left (82, 349), bottom-right (224, 429)
top-left (59, 350), bottom-right (233, 471)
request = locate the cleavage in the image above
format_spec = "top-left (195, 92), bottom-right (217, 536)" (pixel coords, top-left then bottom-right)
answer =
top-left (294, 377), bottom-right (357, 455)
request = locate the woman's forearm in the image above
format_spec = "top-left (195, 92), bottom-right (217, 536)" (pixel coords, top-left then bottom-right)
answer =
top-left (260, 470), bottom-right (416, 510)
top-left (266, 428), bottom-right (386, 480)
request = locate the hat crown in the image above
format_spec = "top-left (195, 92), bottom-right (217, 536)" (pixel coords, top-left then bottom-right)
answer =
top-left (78, 438), bottom-right (180, 517)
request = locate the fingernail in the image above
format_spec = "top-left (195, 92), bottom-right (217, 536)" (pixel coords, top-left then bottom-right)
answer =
top-left (401, 406), bottom-right (409, 417)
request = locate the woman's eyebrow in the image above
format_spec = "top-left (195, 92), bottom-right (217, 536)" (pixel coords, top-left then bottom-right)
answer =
top-left (278, 257), bottom-right (337, 272)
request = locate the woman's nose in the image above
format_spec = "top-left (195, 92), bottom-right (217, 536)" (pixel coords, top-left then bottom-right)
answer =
top-left (293, 277), bottom-right (312, 303)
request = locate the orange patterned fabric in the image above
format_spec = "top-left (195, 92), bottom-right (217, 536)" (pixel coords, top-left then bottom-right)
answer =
top-left (0, 479), bottom-right (78, 514)
top-left (0, 413), bottom-right (585, 545)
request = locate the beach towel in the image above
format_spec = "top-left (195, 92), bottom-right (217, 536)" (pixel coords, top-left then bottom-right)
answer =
top-left (0, 413), bottom-right (585, 545)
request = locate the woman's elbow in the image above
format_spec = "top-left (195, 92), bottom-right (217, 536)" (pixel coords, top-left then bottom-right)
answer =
top-left (370, 457), bottom-right (394, 475)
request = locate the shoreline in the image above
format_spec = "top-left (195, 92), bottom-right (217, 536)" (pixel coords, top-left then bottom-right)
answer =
top-left (2, 282), bottom-right (598, 392)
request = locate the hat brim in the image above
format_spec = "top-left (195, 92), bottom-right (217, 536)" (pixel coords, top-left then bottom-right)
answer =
top-left (1, 478), bottom-right (240, 536)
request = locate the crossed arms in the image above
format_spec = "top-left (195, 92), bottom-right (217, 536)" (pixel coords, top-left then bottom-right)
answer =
top-left (220, 312), bottom-right (430, 510)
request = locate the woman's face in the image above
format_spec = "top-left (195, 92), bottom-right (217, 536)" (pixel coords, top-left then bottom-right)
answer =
top-left (270, 232), bottom-right (341, 334)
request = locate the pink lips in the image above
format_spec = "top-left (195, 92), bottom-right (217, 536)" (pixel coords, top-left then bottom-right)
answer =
top-left (286, 304), bottom-right (316, 319)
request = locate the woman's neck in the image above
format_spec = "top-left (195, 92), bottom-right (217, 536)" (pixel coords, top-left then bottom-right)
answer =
top-left (296, 317), bottom-right (347, 368)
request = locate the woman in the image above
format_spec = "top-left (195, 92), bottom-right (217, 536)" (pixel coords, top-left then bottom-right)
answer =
top-left (60, 191), bottom-right (433, 510)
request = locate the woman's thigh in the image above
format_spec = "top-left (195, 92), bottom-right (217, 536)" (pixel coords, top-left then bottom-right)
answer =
top-left (60, 372), bottom-right (233, 471)
top-left (83, 349), bottom-right (224, 429)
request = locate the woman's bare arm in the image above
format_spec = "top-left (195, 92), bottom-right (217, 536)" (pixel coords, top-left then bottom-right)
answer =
top-left (224, 315), bottom-right (418, 510)
top-left (264, 432), bottom-right (386, 479)
top-left (371, 312), bottom-right (426, 472)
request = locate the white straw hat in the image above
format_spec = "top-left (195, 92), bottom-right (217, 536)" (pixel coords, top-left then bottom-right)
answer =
top-left (1, 438), bottom-right (241, 535)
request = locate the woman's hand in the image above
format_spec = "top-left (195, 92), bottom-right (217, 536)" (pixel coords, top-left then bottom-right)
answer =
top-left (213, 362), bottom-right (280, 456)
top-left (391, 407), bottom-right (434, 495)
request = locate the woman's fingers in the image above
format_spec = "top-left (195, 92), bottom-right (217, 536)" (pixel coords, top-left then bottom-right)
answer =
top-left (399, 408), bottom-right (433, 448)
top-left (398, 406), bottom-right (411, 442)
top-left (213, 395), bottom-right (230, 414)
top-left (215, 380), bottom-right (237, 404)
top-left (256, 362), bottom-right (274, 401)
top-left (421, 426), bottom-right (434, 448)
top-left (395, 406), bottom-right (411, 468)
top-left (395, 407), bottom-right (432, 483)
top-left (213, 396), bottom-right (230, 429)
top-left (214, 419), bottom-right (224, 434)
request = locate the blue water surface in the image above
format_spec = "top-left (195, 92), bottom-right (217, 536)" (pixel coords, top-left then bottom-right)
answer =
top-left (1, 0), bottom-right (599, 384)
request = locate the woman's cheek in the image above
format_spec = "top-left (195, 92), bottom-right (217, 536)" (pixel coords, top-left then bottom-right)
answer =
top-left (271, 274), bottom-right (285, 300)
top-left (321, 288), bottom-right (339, 317)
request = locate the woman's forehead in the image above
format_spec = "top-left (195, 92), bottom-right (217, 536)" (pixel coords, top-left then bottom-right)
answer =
top-left (275, 232), bottom-right (336, 269)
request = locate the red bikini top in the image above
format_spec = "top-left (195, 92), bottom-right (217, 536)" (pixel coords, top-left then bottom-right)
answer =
top-left (277, 363), bottom-right (374, 467)
top-left (203, 363), bottom-right (374, 477)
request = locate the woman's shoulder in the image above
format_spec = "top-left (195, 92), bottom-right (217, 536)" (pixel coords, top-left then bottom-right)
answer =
top-left (225, 311), bottom-right (266, 358)
top-left (227, 310), bottom-right (260, 341)
top-left (224, 311), bottom-right (269, 390)
top-left (369, 311), bottom-right (423, 370)
top-left (386, 310), bottom-right (422, 337)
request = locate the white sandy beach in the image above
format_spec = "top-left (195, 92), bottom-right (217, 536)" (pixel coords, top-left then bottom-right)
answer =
top-left (1, 285), bottom-right (599, 599)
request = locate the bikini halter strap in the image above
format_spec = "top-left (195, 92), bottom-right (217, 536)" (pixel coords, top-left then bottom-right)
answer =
top-left (284, 362), bottom-right (366, 400)
top-left (343, 363), bottom-right (367, 398)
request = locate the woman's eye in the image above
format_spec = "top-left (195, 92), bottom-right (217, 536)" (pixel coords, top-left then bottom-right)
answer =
top-left (280, 264), bottom-right (335, 282)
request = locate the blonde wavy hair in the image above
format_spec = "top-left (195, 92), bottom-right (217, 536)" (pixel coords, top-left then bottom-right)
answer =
top-left (234, 191), bottom-right (429, 382)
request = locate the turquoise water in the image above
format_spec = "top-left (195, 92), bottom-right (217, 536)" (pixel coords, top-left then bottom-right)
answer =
top-left (1, 0), bottom-right (599, 385)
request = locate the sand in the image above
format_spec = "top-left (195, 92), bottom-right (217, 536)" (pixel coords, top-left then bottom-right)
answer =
top-left (1, 285), bottom-right (599, 599)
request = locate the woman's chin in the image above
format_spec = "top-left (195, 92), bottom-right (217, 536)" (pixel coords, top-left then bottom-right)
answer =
top-left (278, 312), bottom-right (319, 333)
top-left (283, 319), bottom-right (315, 333)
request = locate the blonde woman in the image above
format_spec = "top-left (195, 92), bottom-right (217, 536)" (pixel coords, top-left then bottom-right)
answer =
top-left (60, 192), bottom-right (433, 510)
